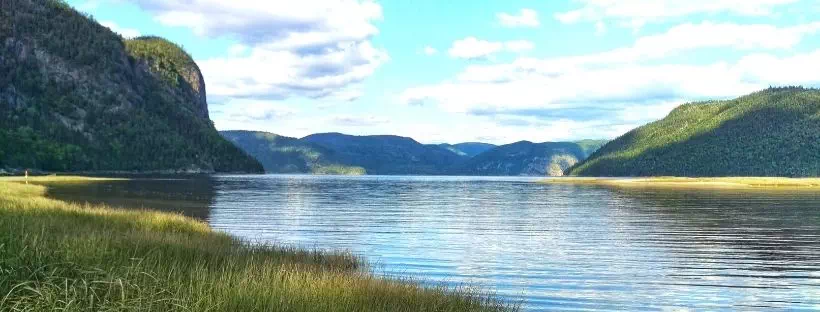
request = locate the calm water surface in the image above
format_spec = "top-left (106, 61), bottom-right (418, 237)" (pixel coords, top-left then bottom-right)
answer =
top-left (48, 175), bottom-right (820, 311)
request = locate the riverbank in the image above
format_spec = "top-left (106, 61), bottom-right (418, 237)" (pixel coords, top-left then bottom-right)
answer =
top-left (544, 177), bottom-right (820, 189)
top-left (0, 178), bottom-right (513, 311)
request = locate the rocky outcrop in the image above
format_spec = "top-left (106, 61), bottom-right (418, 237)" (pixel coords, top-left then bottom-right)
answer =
top-left (125, 36), bottom-right (210, 119)
top-left (0, 0), bottom-right (262, 172)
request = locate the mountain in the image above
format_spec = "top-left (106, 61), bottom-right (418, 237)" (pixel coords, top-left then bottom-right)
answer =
top-left (301, 133), bottom-right (468, 175)
top-left (569, 87), bottom-right (820, 177)
top-left (219, 131), bottom-right (365, 174)
top-left (0, 0), bottom-right (262, 173)
top-left (452, 140), bottom-right (607, 176)
top-left (436, 143), bottom-right (497, 158)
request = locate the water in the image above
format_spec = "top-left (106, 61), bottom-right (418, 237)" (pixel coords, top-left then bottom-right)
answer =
top-left (47, 175), bottom-right (820, 311)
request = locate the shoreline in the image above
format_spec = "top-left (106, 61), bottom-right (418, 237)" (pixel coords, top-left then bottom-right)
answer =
top-left (0, 177), bottom-right (514, 311)
top-left (543, 177), bottom-right (820, 190)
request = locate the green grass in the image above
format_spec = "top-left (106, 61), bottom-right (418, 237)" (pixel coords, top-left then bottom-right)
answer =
top-left (544, 177), bottom-right (820, 190)
top-left (0, 179), bottom-right (514, 311)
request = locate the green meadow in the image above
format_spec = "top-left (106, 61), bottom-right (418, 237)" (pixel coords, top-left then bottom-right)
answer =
top-left (0, 178), bottom-right (514, 312)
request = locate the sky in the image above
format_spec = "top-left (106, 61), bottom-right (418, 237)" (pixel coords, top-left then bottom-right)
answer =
top-left (69, 0), bottom-right (820, 145)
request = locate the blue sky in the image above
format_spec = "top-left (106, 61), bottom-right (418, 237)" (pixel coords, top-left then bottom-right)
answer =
top-left (69, 0), bottom-right (820, 144)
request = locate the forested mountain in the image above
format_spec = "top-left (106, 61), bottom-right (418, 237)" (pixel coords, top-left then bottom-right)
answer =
top-left (451, 140), bottom-right (607, 176)
top-left (223, 130), bottom-right (605, 176)
top-left (222, 131), bottom-right (468, 175)
top-left (570, 87), bottom-right (820, 177)
top-left (435, 143), bottom-right (497, 157)
top-left (220, 131), bottom-right (365, 174)
top-left (0, 0), bottom-right (262, 173)
top-left (301, 133), bottom-right (469, 175)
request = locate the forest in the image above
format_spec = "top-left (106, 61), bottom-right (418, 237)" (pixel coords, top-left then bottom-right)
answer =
top-left (0, 0), bottom-right (262, 172)
top-left (570, 87), bottom-right (820, 177)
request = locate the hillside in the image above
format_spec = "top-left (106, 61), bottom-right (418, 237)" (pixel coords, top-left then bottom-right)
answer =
top-left (223, 130), bottom-right (607, 176)
top-left (224, 131), bottom-right (474, 175)
top-left (436, 143), bottom-right (497, 157)
top-left (452, 140), bottom-right (606, 176)
top-left (0, 0), bottom-right (261, 173)
top-left (301, 133), bottom-right (469, 175)
top-left (220, 131), bottom-right (365, 174)
top-left (569, 87), bottom-right (820, 177)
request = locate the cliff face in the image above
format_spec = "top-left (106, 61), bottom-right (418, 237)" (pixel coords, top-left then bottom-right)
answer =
top-left (125, 36), bottom-right (209, 119)
top-left (0, 0), bottom-right (262, 172)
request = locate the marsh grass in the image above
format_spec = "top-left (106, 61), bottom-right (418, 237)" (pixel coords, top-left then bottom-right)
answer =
top-left (0, 181), bottom-right (514, 312)
top-left (544, 177), bottom-right (820, 190)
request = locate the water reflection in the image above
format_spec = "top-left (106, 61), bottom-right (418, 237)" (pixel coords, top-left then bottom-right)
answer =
top-left (210, 175), bottom-right (820, 311)
top-left (45, 176), bottom-right (216, 220)
top-left (43, 175), bottom-right (820, 311)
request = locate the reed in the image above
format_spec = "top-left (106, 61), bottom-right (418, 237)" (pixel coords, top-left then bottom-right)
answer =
top-left (0, 180), bottom-right (514, 312)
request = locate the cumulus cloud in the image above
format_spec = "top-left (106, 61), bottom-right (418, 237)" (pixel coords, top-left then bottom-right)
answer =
top-left (211, 99), bottom-right (297, 122)
top-left (126, 0), bottom-right (387, 102)
top-left (504, 40), bottom-right (535, 52)
top-left (422, 46), bottom-right (438, 56)
top-left (227, 44), bottom-right (248, 56)
top-left (129, 0), bottom-right (382, 49)
top-left (404, 51), bottom-right (820, 114)
top-left (100, 21), bottom-right (141, 38)
top-left (470, 22), bottom-right (820, 76)
top-left (497, 9), bottom-right (540, 28)
top-left (402, 22), bottom-right (820, 139)
top-left (199, 41), bottom-right (387, 101)
top-left (448, 37), bottom-right (535, 59)
top-left (556, 0), bottom-right (800, 29)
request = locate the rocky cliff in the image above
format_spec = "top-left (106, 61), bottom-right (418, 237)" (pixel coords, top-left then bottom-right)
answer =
top-left (0, 0), bottom-right (262, 172)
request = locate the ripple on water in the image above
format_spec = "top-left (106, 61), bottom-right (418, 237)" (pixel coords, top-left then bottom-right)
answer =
top-left (56, 175), bottom-right (820, 311)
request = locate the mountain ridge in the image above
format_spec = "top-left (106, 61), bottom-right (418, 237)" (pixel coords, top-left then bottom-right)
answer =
top-left (222, 130), bottom-right (606, 176)
top-left (570, 87), bottom-right (820, 177)
top-left (0, 0), bottom-right (262, 173)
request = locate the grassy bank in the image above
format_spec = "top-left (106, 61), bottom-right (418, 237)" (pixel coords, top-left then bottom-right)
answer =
top-left (0, 179), bottom-right (513, 311)
top-left (544, 177), bottom-right (820, 189)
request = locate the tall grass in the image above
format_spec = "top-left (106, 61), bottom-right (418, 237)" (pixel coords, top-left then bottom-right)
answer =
top-left (0, 181), bottom-right (514, 311)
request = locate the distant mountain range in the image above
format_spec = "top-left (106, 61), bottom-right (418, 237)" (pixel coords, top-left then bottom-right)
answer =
top-left (221, 130), bottom-right (607, 176)
top-left (451, 140), bottom-right (606, 176)
top-left (570, 87), bottom-right (820, 177)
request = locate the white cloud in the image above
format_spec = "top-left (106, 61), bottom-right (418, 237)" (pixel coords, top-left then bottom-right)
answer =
top-left (497, 9), bottom-right (540, 28)
top-left (212, 99), bottom-right (297, 123)
top-left (127, 0), bottom-right (387, 102)
top-left (199, 41), bottom-right (387, 101)
top-left (402, 21), bottom-right (820, 140)
top-left (448, 37), bottom-right (535, 59)
top-left (404, 50), bottom-right (820, 115)
top-left (507, 22), bottom-right (820, 71)
top-left (227, 44), bottom-right (248, 56)
top-left (131, 0), bottom-right (382, 49)
top-left (595, 21), bottom-right (607, 35)
top-left (449, 37), bottom-right (503, 59)
top-left (422, 46), bottom-right (438, 56)
top-left (556, 0), bottom-right (800, 29)
top-left (100, 21), bottom-right (141, 38)
top-left (504, 40), bottom-right (535, 52)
